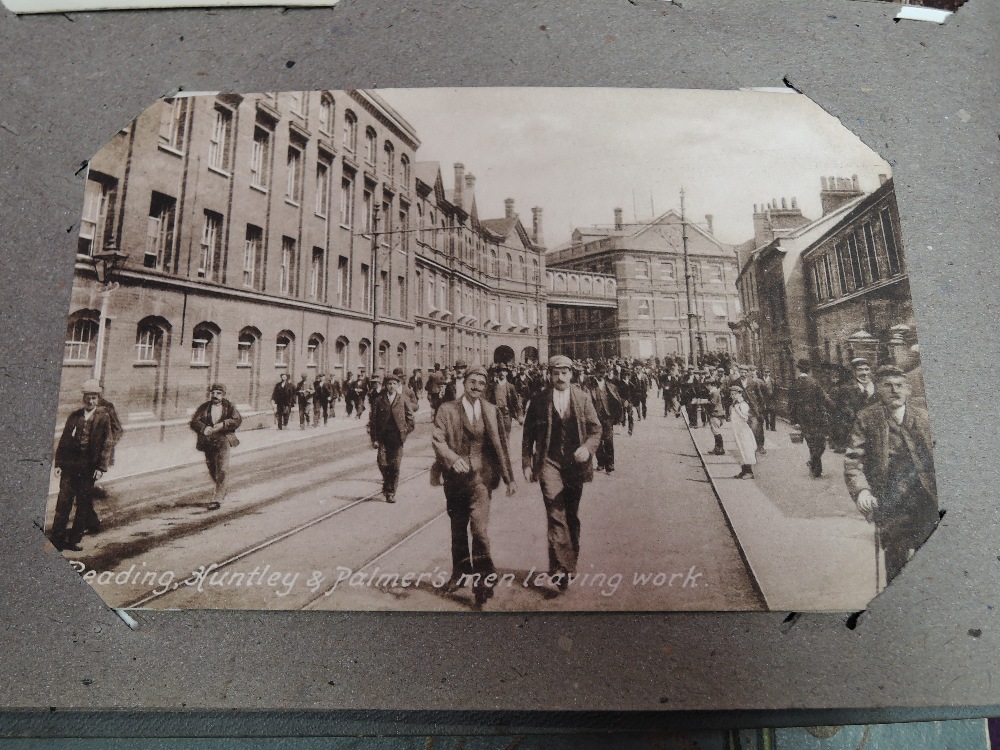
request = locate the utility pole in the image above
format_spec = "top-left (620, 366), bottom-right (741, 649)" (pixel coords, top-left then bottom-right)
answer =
top-left (371, 206), bottom-right (380, 377)
top-left (681, 188), bottom-right (698, 367)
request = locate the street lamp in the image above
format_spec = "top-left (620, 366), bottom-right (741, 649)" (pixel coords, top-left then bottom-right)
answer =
top-left (90, 242), bottom-right (129, 382)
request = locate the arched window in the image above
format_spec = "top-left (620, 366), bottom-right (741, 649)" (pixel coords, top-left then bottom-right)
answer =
top-left (358, 338), bottom-right (371, 373)
top-left (556, 274), bottom-right (567, 292)
top-left (342, 110), bottom-right (357, 152)
top-left (396, 343), bottom-right (407, 370)
top-left (532, 259), bottom-right (539, 283)
top-left (400, 154), bottom-right (411, 188)
top-left (237, 327), bottom-right (259, 367)
top-left (383, 141), bottom-right (395, 180)
top-left (135, 319), bottom-right (165, 364)
top-left (64, 312), bottom-right (99, 363)
top-left (582, 277), bottom-right (592, 294)
top-left (275, 331), bottom-right (295, 369)
top-left (569, 275), bottom-right (580, 292)
top-left (490, 249), bottom-right (498, 276)
top-left (505, 254), bottom-right (513, 277)
top-left (307, 333), bottom-right (324, 368)
top-left (319, 93), bottom-right (335, 134)
top-left (334, 336), bottom-right (349, 376)
top-left (365, 127), bottom-right (377, 165)
top-left (190, 322), bottom-right (219, 366)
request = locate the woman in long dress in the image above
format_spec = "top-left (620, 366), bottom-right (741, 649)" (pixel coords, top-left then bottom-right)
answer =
top-left (730, 386), bottom-right (757, 479)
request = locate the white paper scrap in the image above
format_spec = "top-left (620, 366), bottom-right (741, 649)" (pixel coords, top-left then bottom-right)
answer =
top-left (3, 0), bottom-right (336, 12)
top-left (894, 6), bottom-right (952, 24)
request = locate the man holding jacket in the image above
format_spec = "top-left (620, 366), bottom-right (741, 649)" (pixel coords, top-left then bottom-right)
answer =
top-left (190, 383), bottom-right (242, 510)
top-left (369, 372), bottom-right (416, 504)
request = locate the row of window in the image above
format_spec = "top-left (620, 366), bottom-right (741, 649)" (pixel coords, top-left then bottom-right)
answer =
top-left (633, 259), bottom-right (729, 284)
top-left (810, 207), bottom-right (903, 302)
top-left (413, 269), bottom-right (541, 328)
top-left (548, 272), bottom-right (615, 296)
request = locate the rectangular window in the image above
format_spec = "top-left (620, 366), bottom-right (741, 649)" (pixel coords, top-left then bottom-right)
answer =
top-left (847, 234), bottom-right (864, 289)
top-left (399, 208), bottom-right (409, 252)
top-left (660, 262), bottom-right (675, 280)
top-left (237, 340), bottom-right (252, 366)
top-left (208, 106), bottom-right (232, 172)
top-left (363, 190), bottom-right (374, 235)
top-left (813, 263), bottom-right (825, 301)
top-left (836, 242), bottom-right (853, 293)
top-left (337, 256), bottom-right (349, 306)
top-left (144, 191), bottom-right (176, 270)
top-left (361, 263), bottom-right (371, 311)
top-left (310, 247), bottom-right (323, 300)
top-left (380, 270), bottom-right (390, 315)
top-left (79, 173), bottom-right (118, 256)
top-left (286, 146), bottom-right (302, 204)
top-left (709, 264), bottom-right (723, 283)
top-left (315, 162), bottom-right (330, 217)
top-left (635, 260), bottom-right (649, 279)
top-left (135, 328), bottom-right (158, 362)
top-left (397, 276), bottom-right (406, 318)
top-left (822, 254), bottom-right (835, 298)
top-left (279, 236), bottom-right (296, 295)
top-left (862, 223), bottom-right (880, 282)
top-left (159, 98), bottom-right (188, 152)
top-left (881, 208), bottom-right (902, 276)
top-left (340, 175), bottom-right (354, 227)
top-left (289, 91), bottom-right (305, 118)
top-left (250, 127), bottom-right (271, 189)
top-left (244, 224), bottom-right (263, 289)
top-left (381, 201), bottom-right (391, 247)
top-left (191, 337), bottom-right (209, 365)
top-left (638, 299), bottom-right (651, 318)
top-left (199, 210), bottom-right (223, 280)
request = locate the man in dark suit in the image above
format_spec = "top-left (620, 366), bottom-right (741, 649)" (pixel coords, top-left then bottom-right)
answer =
top-left (425, 363), bottom-right (446, 416)
top-left (270, 373), bottom-right (295, 429)
top-left (432, 365), bottom-right (517, 606)
top-left (737, 364), bottom-right (767, 453)
top-left (394, 367), bottom-right (419, 413)
top-left (190, 383), bottom-right (242, 510)
top-left (522, 355), bottom-right (603, 591)
top-left (845, 365), bottom-right (938, 584)
top-left (369, 372), bottom-right (416, 504)
top-left (486, 365), bottom-right (522, 435)
top-left (760, 367), bottom-right (777, 431)
top-left (296, 374), bottom-right (313, 429)
top-left (441, 359), bottom-right (469, 403)
top-left (789, 359), bottom-right (833, 478)
top-left (588, 362), bottom-right (623, 474)
top-left (312, 374), bottom-right (332, 427)
top-left (831, 357), bottom-right (877, 453)
top-left (50, 379), bottom-right (116, 551)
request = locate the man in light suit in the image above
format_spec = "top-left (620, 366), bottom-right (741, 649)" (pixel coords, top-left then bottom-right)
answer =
top-left (189, 383), bottom-right (242, 510)
top-left (432, 365), bottom-right (517, 606)
top-left (845, 365), bottom-right (938, 585)
top-left (522, 355), bottom-right (603, 591)
top-left (369, 371), bottom-right (415, 504)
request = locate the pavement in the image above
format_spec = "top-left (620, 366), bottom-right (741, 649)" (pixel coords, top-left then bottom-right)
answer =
top-left (686, 412), bottom-right (879, 612)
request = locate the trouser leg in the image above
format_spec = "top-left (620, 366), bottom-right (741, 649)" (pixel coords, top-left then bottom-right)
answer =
top-left (67, 473), bottom-right (97, 543)
top-left (540, 462), bottom-right (580, 573)
top-left (51, 470), bottom-right (81, 544)
top-left (445, 486), bottom-right (473, 575)
top-left (379, 443), bottom-right (403, 496)
top-left (805, 431), bottom-right (825, 476)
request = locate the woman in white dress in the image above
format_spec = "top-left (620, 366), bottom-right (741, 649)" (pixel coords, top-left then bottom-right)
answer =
top-left (730, 386), bottom-right (757, 479)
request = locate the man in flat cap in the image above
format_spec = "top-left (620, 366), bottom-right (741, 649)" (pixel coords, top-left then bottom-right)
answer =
top-left (522, 355), bottom-right (603, 591)
top-left (486, 365), bottom-right (522, 437)
top-left (830, 357), bottom-right (878, 453)
top-left (789, 359), bottom-right (833, 478)
top-left (845, 365), bottom-right (938, 585)
top-left (190, 383), bottom-right (242, 510)
top-left (432, 364), bottom-right (517, 607)
top-left (441, 359), bottom-right (469, 404)
top-left (588, 361), bottom-right (623, 474)
top-left (394, 367), bottom-right (420, 413)
top-left (369, 371), bottom-right (416, 504)
top-left (50, 379), bottom-right (116, 551)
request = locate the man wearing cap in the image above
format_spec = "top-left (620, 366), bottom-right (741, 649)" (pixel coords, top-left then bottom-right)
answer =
top-left (50, 379), bottom-right (116, 551)
top-left (425, 363), bottom-right (446, 416)
top-left (588, 362), bottom-right (623, 474)
top-left (441, 360), bottom-right (468, 404)
top-left (789, 359), bottom-right (833, 478)
top-left (190, 383), bottom-right (242, 510)
top-left (391, 367), bottom-right (419, 413)
top-left (737, 364), bottom-right (767, 453)
top-left (522, 355), bottom-right (603, 590)
top-left (845, 365), bottom-right (938, 584)
top-left (369, 372), bottom-right (416, 504)
top-left (270, 373), bottom-right (295, 429)
top-left (760, 367), bottom-right (777, 431)
top-left (831, 357), bottom-right (878, 453)
top-left (432, 364), bottom-right (517, 606)
top-left (486, 365), bottom-right (522, 436)
top-left (313, 373), bottom-right (332, 427)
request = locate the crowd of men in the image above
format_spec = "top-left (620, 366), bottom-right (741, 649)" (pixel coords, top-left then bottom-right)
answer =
top-left (48, 348), bottom-right (937, 596)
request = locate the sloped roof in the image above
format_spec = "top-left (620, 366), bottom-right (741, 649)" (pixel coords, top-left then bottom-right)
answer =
top-left (413, 161), bottom-right (441, 188)
top-left (480, 216), bottom-right (519, 238)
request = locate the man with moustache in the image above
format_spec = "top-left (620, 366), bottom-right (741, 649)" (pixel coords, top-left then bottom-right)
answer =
top-left (522, 355), bottom-right (603, 591)
top-left (845, 365), bottom-right (938, 584)
top-left (486, 365), bottom-right (522, 436)
top-left (432, 365), bottom-right (517, 607)
top-left (189, 383), bottom-right (242, 510)
top-left (831, 357), bottom-right (878, 453)
top-left (369, 371), bottom-right (415, 504)
top-left (588, 362), bottom-right (623, 474)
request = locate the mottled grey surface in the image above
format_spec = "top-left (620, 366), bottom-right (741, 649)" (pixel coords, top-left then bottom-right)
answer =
top-left (0, 0), bottom-right (998, 721)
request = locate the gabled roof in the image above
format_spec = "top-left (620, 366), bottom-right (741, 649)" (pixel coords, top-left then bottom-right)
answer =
top-left (414, 161), bottom-right (448, 205)
top-left (480, 216), bottom-right (519, 238)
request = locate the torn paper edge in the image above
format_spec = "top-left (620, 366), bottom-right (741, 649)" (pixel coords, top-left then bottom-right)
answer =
top-left (3, 0), bottom-right (337, 13)
top-left (895, 6), bottom-right (952, 23)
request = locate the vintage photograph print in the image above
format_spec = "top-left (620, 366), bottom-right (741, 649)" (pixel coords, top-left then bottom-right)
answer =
top-left (46, 88), bottom-right (939, 612)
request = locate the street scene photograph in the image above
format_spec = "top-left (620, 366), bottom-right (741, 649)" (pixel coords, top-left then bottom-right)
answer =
top-left (44, 87), bottom-right (939, 612)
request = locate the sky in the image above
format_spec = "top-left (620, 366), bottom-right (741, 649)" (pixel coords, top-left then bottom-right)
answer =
top-left (378, 88), bottom-right (891, 249)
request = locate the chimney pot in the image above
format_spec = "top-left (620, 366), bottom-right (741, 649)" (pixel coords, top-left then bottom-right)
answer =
top-left (465, 173), bottom-right (476, 189)
top-left (852, 174), bottom-right (859, 190)
top-left (781, 198), bottom-right (787, 209)
top-left (705, 214), bottom-right (714, 233)
top-left (821, 177), bottom-right (827, 190)
top-left (614, 207), bottom-right (623, 231)
top-left (791, 197), bottom-right (798, 209)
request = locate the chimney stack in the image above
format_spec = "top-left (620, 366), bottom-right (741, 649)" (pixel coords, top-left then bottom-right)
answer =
top-left (820, 174), bottom-right (865, 215)
top-left (453, 163), bottom-right (464, 206)
top-left (505, 198), bottom-right (515, 219)
top-left (465, 173), bottom-right (476, 191)
top-left (532, 206), bottom-right (544, 247)
top-left (705, 214), bottom-right (714, 234)
top-left (614, 207), bottom-right (623, 231)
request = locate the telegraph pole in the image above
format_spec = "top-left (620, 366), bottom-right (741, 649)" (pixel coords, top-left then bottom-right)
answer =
top-left (681, 188), bottom-right (698, 366)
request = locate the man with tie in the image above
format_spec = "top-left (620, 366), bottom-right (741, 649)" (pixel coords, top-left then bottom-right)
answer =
top-left (369, 371), bottom-right (416, 504)
top-left (845, 365), bottom-right (938, 585)
top-left (189, 383), bottom-right (242, 510)
top-left (522, 355), bottom-right (603, 591)
top-left (831, 357), bottom-right (878, 453)
top-left (588, 362), bottom-right (623, 474)
top-left (432, 365), bottom-right (517, 606)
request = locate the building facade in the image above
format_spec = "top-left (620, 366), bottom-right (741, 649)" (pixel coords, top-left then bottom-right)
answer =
top-left (62, 91), bottom-right (546, 441)
top-left (546, 208), bottom-right (741, 362)
top-left (545, 269), bottom-right (618, 360)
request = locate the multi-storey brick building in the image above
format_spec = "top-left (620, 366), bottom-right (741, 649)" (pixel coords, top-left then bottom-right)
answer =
top-left (546, 208), bottom-right (741, 361)
top-left (61, 91), bottom-right (546, 443)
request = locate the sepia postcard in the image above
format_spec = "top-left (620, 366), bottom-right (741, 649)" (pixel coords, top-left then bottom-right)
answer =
top-left (45, 87), bottom-right (940, 614)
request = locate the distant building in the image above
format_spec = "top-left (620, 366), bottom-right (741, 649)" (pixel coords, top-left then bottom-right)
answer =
top-left (733, 175), bottom-right (921, 411)
top-left (546, 208), bottom-right (740, 362)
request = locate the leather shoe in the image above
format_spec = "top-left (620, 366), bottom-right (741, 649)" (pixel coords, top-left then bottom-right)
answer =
top-left (444, 575), bottom-right (464, 593)
top-left (385, 494), bottom-right (396, 504)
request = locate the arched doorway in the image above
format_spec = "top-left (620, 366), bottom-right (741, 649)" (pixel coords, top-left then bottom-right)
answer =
top-left (521, 346), bottom-right (539, 364)
top-left (493, 345), bottom-right (515, 365)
